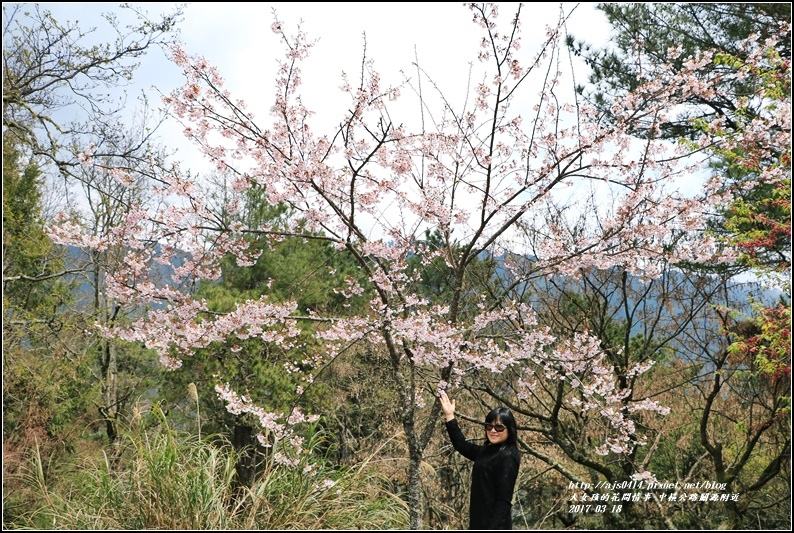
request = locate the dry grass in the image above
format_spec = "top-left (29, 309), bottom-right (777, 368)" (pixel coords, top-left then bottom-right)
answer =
top-left (5, 405), bottom-right (408, 530)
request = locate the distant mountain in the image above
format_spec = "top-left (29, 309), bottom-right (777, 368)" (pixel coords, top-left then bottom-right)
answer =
top-left (63, 243), bottom-right (787, 327)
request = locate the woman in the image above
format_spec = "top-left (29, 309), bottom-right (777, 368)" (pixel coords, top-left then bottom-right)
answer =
top-left (439, 390), bottom-right (521, 530)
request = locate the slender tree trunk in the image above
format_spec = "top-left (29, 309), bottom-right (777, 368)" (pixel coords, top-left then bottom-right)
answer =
top-left (99, 340), bottom-right (118, 443)
top-left (407, 444), bottom-right (424, 529)
top-left (95, 254), bottom-right (118, 443)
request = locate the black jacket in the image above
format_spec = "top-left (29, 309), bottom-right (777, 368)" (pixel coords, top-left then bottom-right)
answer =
top-left (446, 418), bottom-right (520, 530)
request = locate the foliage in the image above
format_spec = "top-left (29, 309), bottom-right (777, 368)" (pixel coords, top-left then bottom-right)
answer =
top-left (2, 139), bottom-right (60, 307)
top-left (569, 7), bottom-right (791, 526)
top-left (156, 173), bottom-right (379, 482)
top-left (9, 2), bottom-right (791, 530)
top-left (3, 1), bottom-right (190, 443)
top-left (570, 2), bottom-right (791, 140)
top-left (2, 137), bottom-right (96, 500)
top-left (4, 404), bottom-right (408, 530)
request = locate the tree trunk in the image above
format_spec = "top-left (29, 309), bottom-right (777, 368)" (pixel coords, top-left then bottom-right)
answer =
top-left (99, 340), bottom-right (118, 443)
top-left (407, 446), bottom-right (425, 529)
top-left (232, 423), bottom-right (261, 490)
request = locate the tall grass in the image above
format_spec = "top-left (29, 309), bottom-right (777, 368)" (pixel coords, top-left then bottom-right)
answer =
top-left (8, 406), bottom-right (408, 530)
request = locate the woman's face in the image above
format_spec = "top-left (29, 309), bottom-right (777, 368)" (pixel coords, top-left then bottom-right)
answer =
top-left (485, 417), bottom-right (509, 444)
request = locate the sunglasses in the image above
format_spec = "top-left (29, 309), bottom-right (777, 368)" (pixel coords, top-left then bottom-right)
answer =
top-left (485, 423), bottom-right (507, 433)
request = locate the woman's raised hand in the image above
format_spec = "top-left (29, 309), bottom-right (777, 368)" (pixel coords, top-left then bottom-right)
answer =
top-left (439, 391), bottom-right (456, 421)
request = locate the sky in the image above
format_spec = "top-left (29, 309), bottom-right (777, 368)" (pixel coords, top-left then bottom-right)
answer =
top-left (25, 3), bottom-right (772, 282)
top-left (36, 2), bottom-right (614, 177)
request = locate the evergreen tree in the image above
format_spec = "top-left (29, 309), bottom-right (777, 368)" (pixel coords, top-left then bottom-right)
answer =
top-left (571, 3), bottom-right (791, 140)
top-left (2, 138), bottom-right (93, 493)
top-left (158, 174), bottom-right (376, 487)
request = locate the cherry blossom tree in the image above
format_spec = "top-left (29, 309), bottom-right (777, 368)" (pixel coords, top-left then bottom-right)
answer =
top-left (47, 3), bottom-right (790, 528)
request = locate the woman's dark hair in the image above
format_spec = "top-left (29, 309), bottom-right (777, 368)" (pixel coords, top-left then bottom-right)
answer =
top-left (484, 407), bottom-right (518, 446)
